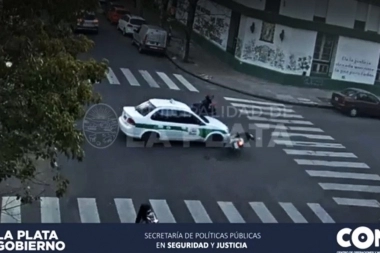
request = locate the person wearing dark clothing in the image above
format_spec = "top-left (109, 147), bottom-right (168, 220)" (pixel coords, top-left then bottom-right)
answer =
top-left (135, 204), bottom-right (159, 223)
top-left (200, 95), bottom-right (213, 115)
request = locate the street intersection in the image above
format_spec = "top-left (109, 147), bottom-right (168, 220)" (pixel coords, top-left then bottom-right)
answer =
top-left (2, 14), bottom-right (380, 223)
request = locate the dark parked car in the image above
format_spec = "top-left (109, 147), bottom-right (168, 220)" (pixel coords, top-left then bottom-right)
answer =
top-left (331, 88), bottom-right (380, 117)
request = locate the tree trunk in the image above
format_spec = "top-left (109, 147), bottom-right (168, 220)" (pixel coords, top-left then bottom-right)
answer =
top-left (159, 0), bottom-right (170, 27)
top-left (183, 0), bottom-right (198, 62)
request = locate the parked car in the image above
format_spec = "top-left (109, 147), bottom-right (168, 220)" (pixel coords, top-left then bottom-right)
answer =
top-left (73, 11), bottom-right (98, 34)
top-left (107, 7), bottom-right (129, 24)
top-left (104, 1), bottom-right (124, 14)
top-left (132, 24), bottom-right (167, 54)
top-left (331, 88), bottom-right (380, 117)
top-left (117, 14), bottom-right (146, 35)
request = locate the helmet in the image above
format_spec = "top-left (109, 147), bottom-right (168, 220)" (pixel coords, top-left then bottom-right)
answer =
top-left (146, 210), bottom-right (159, 223)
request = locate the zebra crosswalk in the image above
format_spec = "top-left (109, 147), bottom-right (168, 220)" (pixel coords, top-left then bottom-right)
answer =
top-left (104, 67), bottom-right (199, 92)
top-left (224, 96), bottom-right (380, 209)
top-left (0, 196), bottom-right (336, 223)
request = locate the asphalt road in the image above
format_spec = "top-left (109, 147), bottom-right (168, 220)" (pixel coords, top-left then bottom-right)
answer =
top-left (6, 14), bottom-right (380, 223)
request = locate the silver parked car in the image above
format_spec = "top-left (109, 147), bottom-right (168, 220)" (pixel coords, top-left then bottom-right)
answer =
top-left (132, 24), bottom-right (167, 54)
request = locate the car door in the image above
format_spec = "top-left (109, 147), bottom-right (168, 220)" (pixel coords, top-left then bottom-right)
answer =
top-left (177, 110), bottom-right (205, 141)
top-left (365, 94), bottom-right (380, 117)
top-left (150, 109), bottom-right (185, 140)
top-left (356, 93), bottom-right (374, 116)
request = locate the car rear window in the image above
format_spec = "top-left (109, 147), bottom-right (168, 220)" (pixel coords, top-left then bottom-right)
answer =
top-left (85, 14), bottom-right (96, 19)
top-left (130, 19), bottom-right (146, 25)
top-left (135, 101), bottom-right (156, 116)
top-left (117, 10), bottom-right (128, 15)
top-left (342, 89), bottom-right (358, 97)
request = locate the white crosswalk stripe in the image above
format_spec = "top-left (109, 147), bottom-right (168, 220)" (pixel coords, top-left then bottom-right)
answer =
top-left (104, 68), bottom-right (199, 92)
top-left (217, 201), bottom-right (245, 223)
top-left (106, 67), bottom-right (120, 84)
top-left (283, 149), bottom-right (357, 157)
top-left (139, 70), bottom-right (160, 88)
top-left (272, 132), bottom-right (334, 140)
top-left (41, 197), bottom-right (61, 223)
top-left (333, 197), bottom-right (380, 208)
top-left (157, 72), bottom-right (180, 90)
top-left (0, 197), bottom-right (340, 223)
top-left (173, 74), bottom-right (199, 92)
top-left (120, 68), bottom-right (140, 86)
top-left (77, 198), bottom-right (100, 223)
top-left (225, 96), bottom-right (378, 206)
top-left (1, 196), bottom-right (21, 223)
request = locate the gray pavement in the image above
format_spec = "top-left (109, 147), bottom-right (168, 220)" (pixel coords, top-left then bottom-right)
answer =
top-left (3, 10), bottom-right (380, 224)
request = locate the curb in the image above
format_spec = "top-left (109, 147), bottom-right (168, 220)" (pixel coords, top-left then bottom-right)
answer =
top-left (165, 54), bottom-right (333, 109)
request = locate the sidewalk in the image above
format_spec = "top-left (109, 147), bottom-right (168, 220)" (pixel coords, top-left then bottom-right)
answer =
top-left (139, 7), bottom-right (333, 108)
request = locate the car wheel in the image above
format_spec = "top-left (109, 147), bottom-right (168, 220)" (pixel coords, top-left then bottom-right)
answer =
top-left (349, 108), bottom-right (357, 117)
top-left (141, 132), bottom-right (159, 146)
top-left (138, 45), bottom-right (143, 53)
top-left (206, 134), bottom-right (224, 148)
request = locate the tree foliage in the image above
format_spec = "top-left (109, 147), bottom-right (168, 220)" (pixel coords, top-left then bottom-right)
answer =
top-left (0, 0), bottom-right (108, 204)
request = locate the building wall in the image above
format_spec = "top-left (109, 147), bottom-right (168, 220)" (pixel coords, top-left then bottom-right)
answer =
top-left (175, 0), bottom-right (231, 51)
top-left (331, 36), bottom-right (380, 84)
top-left (233, 0), bottom-right (265, 10)
top-left (235, 16), bottom-right (317, 75)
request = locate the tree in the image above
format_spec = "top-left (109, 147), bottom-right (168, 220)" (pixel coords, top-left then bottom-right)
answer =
top-left (0, 0), bottom-right (108, 206)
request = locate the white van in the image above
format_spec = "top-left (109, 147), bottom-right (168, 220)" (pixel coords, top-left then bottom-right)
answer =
top-left (132, 24), bottom-right (167, 54)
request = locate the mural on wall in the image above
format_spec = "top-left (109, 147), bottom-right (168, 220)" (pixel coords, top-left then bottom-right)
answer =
top-left (287, 55), bottom-right (312, 74)
top-left (332, 37), bottom-right (380, 85)
top-left (241, 39), bottom-right (285, 70)
top-left (175, 0), bottom-right (231, 50)
top-left (260, 22), bottom-right (275, 43)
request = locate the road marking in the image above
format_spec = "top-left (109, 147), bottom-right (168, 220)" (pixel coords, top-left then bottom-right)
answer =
top-left (1, 196), bottom-right (21, 223)
top-left (173, 74), bottom-right (199, 92)
top-left (149, 199), bottom-right (176, 223)
top-left (240, 110), bottom-right (303, 118)
top-left (232, 103), bottom-right (295, 113)
top-left (120, 68), bottom-right (140, 86)
top-left (272, 132), bottom-right (334, 140)
top-left (307, 203), bottom-right (335, 223)
top-left (245, 116), bottom-right (313, 125)
top-left (295, 159), bottom-right (370, 168)
top-left (319, 183), bottom-right (380, 193)
top-left (306, 170), bottom-right (380, 180)
top-left (224, 97), bottom-right (287, 107)
top-left (184, 200), bottom-right (212, 223)
top-left (40, 197), bottom-right (61, 223)
top-left (139, 70), bottom-right (160, 88)
top-left (279, 202), bottom-right (307, 223)
top-left (106, 67), bottom-right (120, 84)
top-left (283, 149), bottom-right (357, 158)
top-left (217, 201), bottom-right (245, 223)
top-left (274, 140), bottom-right (345, 148)
top-left (249, 202), bottom-right (278, 223)
top-left (114, 198), bottom-right (136, 223)
top-left (333, 197), bottom-right (380, 208)
top-left (255, 124), bottom-right (323, 132)
top-left (157, 72), bottom-right (180, 90)
top-left (77, 198), bottom-right (100, 223)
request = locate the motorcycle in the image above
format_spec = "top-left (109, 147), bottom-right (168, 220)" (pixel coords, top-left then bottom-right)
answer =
top-left (135, 204), bottom-right (159, 223)
top-left (191, 96), bottom-right (217, 116)
top-left (227, 132), bottom-right (255, 150)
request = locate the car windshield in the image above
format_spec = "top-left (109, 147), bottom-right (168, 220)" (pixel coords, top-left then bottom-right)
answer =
top-left (130, 19), bottom-right (146, 25)
top-left (199, 115), bottom-right (209, 123)
top-left (135, 101), bottom-right (156, 116)
top-left (116, 10), bottom-right (128, 15)
top-left (342, 89), bottom-right (358, 97)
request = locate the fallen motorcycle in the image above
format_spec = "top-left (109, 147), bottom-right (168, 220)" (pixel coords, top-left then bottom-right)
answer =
top-left (227, 132), bottom-right (255, 150)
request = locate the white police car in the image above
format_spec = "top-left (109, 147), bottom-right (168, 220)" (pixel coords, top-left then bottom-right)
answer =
top-left (118, 98), bottom-right (230, 143)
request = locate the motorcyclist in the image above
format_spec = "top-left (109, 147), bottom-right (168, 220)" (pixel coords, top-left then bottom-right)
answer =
top-left (135, 204), bottom-right (159, 223)
top-left (200, 95), bottom-right (213, 114)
